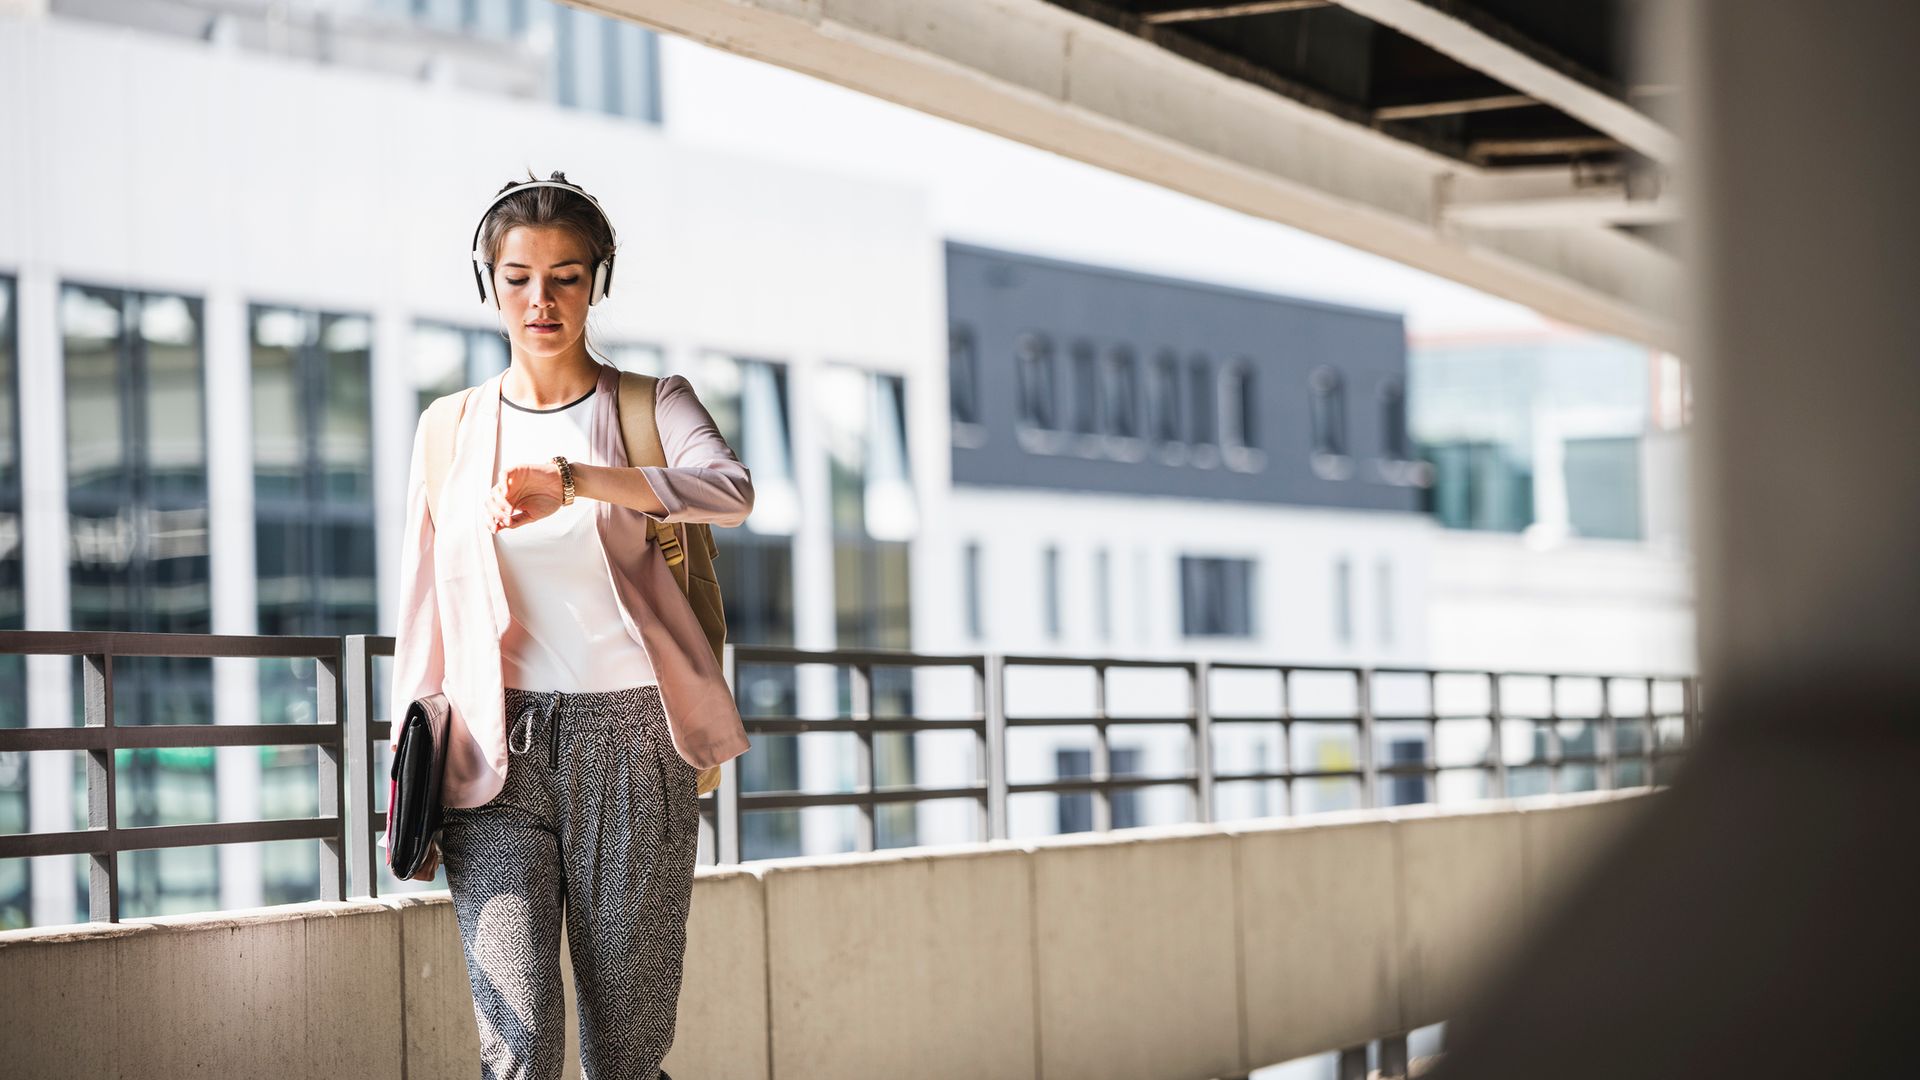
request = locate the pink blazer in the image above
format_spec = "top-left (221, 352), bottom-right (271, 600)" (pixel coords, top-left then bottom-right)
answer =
top-left (388, 361), bottom-right (754, 809)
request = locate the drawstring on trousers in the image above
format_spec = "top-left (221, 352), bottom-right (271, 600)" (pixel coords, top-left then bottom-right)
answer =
top-left (508, 689), bottom-right (564, 770)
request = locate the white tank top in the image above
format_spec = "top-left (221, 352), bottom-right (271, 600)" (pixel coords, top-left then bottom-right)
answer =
top-left (491, 384), bottom-right (658, 692)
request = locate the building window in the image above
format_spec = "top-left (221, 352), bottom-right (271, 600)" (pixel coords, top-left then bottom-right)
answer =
top-left (1225, 360), bottom-right (1259, 450)
top-left (1070, 339), bottom-right (1099, 435)
top-left (251, 305), bottom-right (375, 904)
top-left (949, 322), bottom-right (981, 427)
top-left (823, 364), bottom-right (917, 543)
top-left (1379, 376), bottom-right (1410, 459)
top-left (1055, 747), bottom-right (1142, 833)
top-left (61, 282), bottom-right (215, 919)
top-left (1333, 554), bottom-right (1353, 645)
top-left (407, 321), bottom-right (507, 419)
top-left (1309, 366), bottom-right (1347, 456)
top-left (1309, 365), bottom-right (1353, 480)
top-left (1179, 555), bottom-right (1255, 637)
top-left (1102, 345), bottom-right (1138, 438)
top-left (1376, 556), bottom-right (1394, 648)
top-left (1563, 435), bottom-right (1644, 540)
top-left (1424, 442), bottom-right (1534, 532)
top-left (1094, 546), bottom-right (1111, 642)
top-left (1042, 544), bottom-right (1061, 639)
top-left (605, 342), bottom-right (665, 375)
top-left (1150, 349), bottom-right (1181, 443)
top-left (695, 352), bottom-right (799, 537)
top-left (1187, 354), bottom-right (1215, 447)
top-left (1017, 332), bottom-right (1058, 430)
top-left (963, 540), bottom-right (983, 641)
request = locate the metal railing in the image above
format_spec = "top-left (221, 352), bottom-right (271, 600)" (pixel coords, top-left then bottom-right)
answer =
top-left (0, 630), bottom-right (1699, 920)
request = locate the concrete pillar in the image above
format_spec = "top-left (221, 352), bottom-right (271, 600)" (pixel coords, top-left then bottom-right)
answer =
top-left (1424, 2), bottom-right (1920, 1075)
top-left (1684, 3), bottom-right (1920, 691)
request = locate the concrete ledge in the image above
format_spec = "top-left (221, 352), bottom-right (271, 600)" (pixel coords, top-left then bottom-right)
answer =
top-left (0, 792), bottom-right (1655, 1080)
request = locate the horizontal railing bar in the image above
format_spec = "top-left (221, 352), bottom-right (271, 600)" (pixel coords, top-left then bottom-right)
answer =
top-left (1008, 775), bottom-right (1199, 794)
top-left (0, 629), bottom-right (342, 660)
top-left (737, 784), bottom-right (985, 810)
top-left (729, 644), bottom-right (985, 668)
top-left (0, 816), bottom-right (342, 859)
top-left (1201, 659), bottom-right (1697, 682)
top-left (0, 724), bottom-right (346, 753)
top-left (1003, 714), bottom-right (1198, 727)
top-left (741, 717), bottom-right (984, 734)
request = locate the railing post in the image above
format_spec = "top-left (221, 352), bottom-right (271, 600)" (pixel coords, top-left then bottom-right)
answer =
top-left (983, 652), bottom-right (1007, 841)
top-left (83, 651), bottom-right (118, 923)
top-left (342, 634), bottom-right (380, 899)
top-left (850, 660), bottom-right (875, 852)
top-left (1193, 657), bottom-right (1214, 824)
top-left (1600, 675), bottom-right (1619, 791)
top-left (1545, 673), bottom-right (1562, 795)
top-left (1280, 667), bottom-right (1294, 816)
top-left (1643, 675), bottom-right (1657, 786)
top-left (1380, 1032), bottom-right (1411, 1078)
top-left (316, 649), bottom-right (346, 902)
top-left (1337, 1044), bottom-right (1370, 1080)
top-left (1091, 660), bottom-right (1111, 832)
top-left (1357, 666), bottom-right (1377, 809)
top-left (718, 643), bottom-right (742, 864)
top-left (1489, 671), bottom-right (1509, 798)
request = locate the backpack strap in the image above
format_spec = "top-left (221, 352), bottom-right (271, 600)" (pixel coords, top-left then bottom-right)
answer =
top-left (616, 371), bottom-right (686, 567)
top-left (421, 387), bottom-right (476, 529)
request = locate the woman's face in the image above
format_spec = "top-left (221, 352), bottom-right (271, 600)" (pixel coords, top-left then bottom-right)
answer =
top-left (491, 224), bottom-right (596, 360)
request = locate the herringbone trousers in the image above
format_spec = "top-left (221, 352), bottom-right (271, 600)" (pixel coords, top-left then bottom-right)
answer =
top-left (440, 683), bottom-right (699, 1080)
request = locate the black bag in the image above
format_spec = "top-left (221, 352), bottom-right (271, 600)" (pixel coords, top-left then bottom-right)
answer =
top-left (385, 691), bottom-right (451, 881)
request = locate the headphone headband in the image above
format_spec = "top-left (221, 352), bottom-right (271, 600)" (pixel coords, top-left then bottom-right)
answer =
top-left (470, 178), bottom-right (619, 307)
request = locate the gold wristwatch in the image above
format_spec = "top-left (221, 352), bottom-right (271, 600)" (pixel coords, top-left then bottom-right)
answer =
top-left (552, 455), bottom-right (576, 506)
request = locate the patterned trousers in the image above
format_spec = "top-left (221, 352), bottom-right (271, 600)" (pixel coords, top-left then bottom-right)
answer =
top-left (439, 683), bottom-right (699, 1080)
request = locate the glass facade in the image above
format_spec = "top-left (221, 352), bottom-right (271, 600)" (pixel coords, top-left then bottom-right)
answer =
top-left (821, 362), bottom-right (917, 849)
top-left (677, 353), bottom-right (803, 860)
top-left (1410, 333), bottom-right (1653, 539)
top-left (251, 306), bottom-right (377, 905)
top-left (0, 276), bottom-right (25, 930)
top-left (386, 0), bottom-right (665, 123)
top-left (62, 282), bottom-right (216, 918)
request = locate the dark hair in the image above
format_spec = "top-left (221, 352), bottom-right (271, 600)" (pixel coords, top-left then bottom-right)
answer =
top-left (479, 169), bottom-right (617, 351)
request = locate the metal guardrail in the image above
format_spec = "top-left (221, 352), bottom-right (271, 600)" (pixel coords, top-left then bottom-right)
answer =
top-left (0, 630), bottom-right (1700, 920)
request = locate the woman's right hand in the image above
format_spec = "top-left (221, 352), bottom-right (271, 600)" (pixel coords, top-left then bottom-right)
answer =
top-left (401, 836), bottom-right (442, 882)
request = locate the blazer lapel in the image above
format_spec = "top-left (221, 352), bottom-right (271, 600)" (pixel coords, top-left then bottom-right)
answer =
top-left (450, 369), bottom-right (513, 640)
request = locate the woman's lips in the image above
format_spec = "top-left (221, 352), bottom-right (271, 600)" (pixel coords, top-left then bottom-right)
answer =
top-left (527, 322), bottom-right (560, 334)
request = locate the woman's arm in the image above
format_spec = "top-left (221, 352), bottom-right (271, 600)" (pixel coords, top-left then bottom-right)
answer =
top-left (490, 373), bottom-right (756, 531)
top-left (389, 418), bottom-right (446, 752)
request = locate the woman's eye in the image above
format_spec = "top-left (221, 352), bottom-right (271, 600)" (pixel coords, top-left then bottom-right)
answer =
top-left (504, 277), bottom-right (580, 286)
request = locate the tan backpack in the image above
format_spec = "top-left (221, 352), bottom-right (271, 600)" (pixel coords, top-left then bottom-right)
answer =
top-left (419, 370), bottom-right (728, 796)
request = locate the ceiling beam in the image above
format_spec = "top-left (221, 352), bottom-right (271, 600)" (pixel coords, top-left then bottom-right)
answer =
top-left (581, 0), bottom-right (1680, 350)
top-left (1374, 91), bottom-right (1535, 120)
top-left (1331, 0), bottom-right (1680, 162)
top-left (1440, 166), bottom-right (1677, 229)
top-left (1139, 1), bottom-right (1330, 24)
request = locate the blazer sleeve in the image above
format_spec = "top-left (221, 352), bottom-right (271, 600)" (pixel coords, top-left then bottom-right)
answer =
top-left (635, 372), bottom-right (756, 528)
top-left (388, 416), bottom-right (445, 753)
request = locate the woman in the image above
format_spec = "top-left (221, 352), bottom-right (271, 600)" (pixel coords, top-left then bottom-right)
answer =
top-left (389, 170), bottom-right (753, 1080)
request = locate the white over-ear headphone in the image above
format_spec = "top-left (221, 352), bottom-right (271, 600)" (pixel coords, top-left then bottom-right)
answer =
top-left (470, 178), bottom-right (619, 309)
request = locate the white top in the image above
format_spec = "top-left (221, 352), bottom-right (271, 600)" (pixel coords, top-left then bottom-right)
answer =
top-left (491, 384), bottom-right (658, 692)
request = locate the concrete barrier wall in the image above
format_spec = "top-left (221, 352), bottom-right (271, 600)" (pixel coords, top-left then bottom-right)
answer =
top-left (0, 790), bottom-right (1653, 1080)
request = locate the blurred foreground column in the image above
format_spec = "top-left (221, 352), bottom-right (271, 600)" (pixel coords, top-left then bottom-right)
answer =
top-left (1431, 3), bottom-right (1919, 1077)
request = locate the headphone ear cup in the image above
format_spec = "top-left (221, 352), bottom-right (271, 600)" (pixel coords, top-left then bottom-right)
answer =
top-left (592, 257), bottom-right (612, 305)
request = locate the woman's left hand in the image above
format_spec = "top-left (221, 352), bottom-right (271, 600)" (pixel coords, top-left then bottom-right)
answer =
top-left (488, 463), bottom-right (567, 531)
